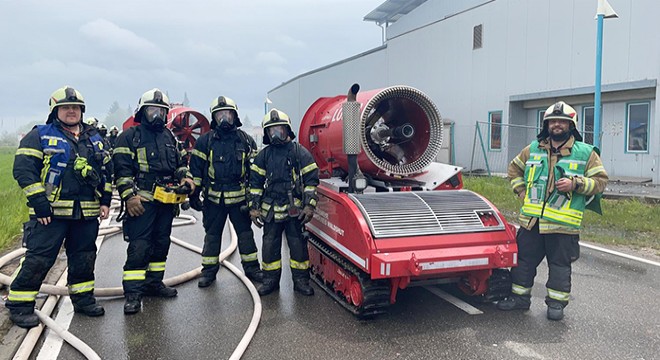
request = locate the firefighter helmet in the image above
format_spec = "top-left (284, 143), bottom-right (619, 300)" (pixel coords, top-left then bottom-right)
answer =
top-left (84, 117), bottom-right (99, 127)
top-left (134, 88), bottom-right (170, 123)
top-left (47, 86), bottom-right (85, 124)
top-left (49, 86), bottom-right (85, 113)
top-left (538, 101), bottom-right (582, 142)
top-left (262, 108), bottom-right (295, 144)
top-left (109, 125), bottom-right (119, 135)
top-left (209, 96), bottom-right (242, 128)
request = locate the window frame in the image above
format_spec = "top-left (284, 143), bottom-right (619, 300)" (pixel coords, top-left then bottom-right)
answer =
top-left (624, 101), bottom-right (651, 154)
top-left (582, 105), bottom-right (595, 145)
top-left (488, 110), bottom-right (503, 151)
top-left (537, 109), bottom-right (545, 132)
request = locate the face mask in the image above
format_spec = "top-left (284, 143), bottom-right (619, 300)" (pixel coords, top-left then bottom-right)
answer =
top-left (268, 126), bottom-right (287, 144)
top-left (144, 106), bottom-right (167, 129)
top-left (219, 116), bottom-right (234, 131)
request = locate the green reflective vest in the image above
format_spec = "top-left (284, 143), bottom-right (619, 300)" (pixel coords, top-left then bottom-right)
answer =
top-left (521, 140), bottom-right (595, 229)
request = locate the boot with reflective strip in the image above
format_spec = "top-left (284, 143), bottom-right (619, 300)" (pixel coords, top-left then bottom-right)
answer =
top-left (9, 310), bottom-right (40, 329)
top-left (123, 294), bottom-right (142, 315)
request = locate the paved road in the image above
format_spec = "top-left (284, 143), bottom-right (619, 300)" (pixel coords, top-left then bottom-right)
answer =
top-left (43, 210), bottom-right (659, 360)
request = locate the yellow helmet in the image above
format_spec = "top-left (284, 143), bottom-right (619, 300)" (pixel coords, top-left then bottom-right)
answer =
top-left (49, 86), bottom-right (85, 113)
top-left (209, 96), bottom-right (242, 128)
top-left (262, 109), bottom-right (295, 144)
top-left (539, 101), bottom-right (582, 141)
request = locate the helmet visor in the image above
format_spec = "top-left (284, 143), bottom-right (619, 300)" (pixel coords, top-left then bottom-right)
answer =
top-left (213, 109), bottom-right (235, 124)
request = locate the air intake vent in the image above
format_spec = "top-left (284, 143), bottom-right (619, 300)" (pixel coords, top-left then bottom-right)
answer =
top-left (349, 190), bottom-right (505, 239)
top-left (473, 24), bottom-right (483, 50)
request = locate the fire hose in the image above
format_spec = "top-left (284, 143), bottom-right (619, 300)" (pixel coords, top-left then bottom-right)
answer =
top-left (0, 199), bottom-right (262, 359)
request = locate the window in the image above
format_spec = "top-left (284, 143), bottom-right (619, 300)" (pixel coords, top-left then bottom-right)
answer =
top-left (582, 106), bottom-right (594, 145)
top-left (488, 111), bottom-right (502, 150)
top-left (626, 102), bottom-right (650, 153)
top-left (537, 109), bottom-right (545, 132)
top-left (473, 24), bottom-right (483, 50)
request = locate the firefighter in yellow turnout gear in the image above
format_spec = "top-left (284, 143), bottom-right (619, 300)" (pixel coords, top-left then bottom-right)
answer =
top-left (497, 101), bottom-right (609, 320)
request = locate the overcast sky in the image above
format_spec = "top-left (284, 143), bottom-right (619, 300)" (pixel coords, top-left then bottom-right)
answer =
top-left (0, 0), bottom-right (385, 132)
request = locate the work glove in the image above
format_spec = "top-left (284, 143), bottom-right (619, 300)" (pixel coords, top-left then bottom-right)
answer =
top-left (298, 205), bottom-right (315, 224)
top-left (249, 209), bottom-right (264, 228)
top-left (30, 196), bottom-right (53, 219)
top-left (74, 156), bottom-right (101, 187)
top-left (126, 195), bottom-right (147, 217)
top-left (189, 190), bottom-right (204, 212)
top-left (179, 178), bottom-right (196, 195)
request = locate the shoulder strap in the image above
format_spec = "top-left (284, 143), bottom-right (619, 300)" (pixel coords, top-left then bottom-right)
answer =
top-left (236, 129), bottom-right (253, 152)
top-left (131, 127), bottom-right (141, 148)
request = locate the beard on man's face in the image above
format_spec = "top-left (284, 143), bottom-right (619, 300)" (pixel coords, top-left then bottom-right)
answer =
top-left (549, 127), bottom-right (570, 141)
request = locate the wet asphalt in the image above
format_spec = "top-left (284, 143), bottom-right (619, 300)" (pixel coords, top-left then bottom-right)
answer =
top-left (45, 209), bottom-right (659, 360)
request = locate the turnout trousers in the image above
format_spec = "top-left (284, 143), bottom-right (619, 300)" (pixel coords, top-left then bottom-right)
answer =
top-left (510, 223), bottom-right (580, 307)
top-left (200, 200), bottom-right (260, 278)
top-left (6, 218), bottom-right (99, 313)
top-left (261, 218), bottom-right (310, 282)
top-left (122, 201), bottom-right (175, 295)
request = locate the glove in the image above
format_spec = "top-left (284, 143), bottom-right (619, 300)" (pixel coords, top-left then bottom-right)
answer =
top-left (298, 205), bottom-right (315, 224)
top-left (73, 156), bottom-right (101, 187)
top-left (126, 195), bottom-right (147, 217)
top-left (30, 196), bottom-right (53, 218)
top-left (189, 191), bottom-right (204, 212)
top-left (249, 209), bottom-right (264, 228)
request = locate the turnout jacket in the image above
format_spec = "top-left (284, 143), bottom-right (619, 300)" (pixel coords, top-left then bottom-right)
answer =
top-left (190, 129), bottom-right (257, 205)
top-left (249, 141), bottom-right (319, 222)
top-left (13, 122), bottom-right (113, 219)
top-left (113, 124), bottom-right (192, 201)
top-left (508, 136), bottom-right (608, 235)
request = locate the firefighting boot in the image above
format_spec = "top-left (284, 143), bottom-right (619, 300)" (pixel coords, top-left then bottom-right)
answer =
top-left (9, 310), bottom-right (40, 329)
top-left (547, 303), bottom-right (565, 321)
top-left (292, 268), bottom-right (314, 296)
top-left (243, 262), bottom-right (264, 283)
top-left (144, 271), bottom-right (177, 297)
top-left (73, 302), bottom-right (105, 317)
top-left (198, 276), bottom-right (216, 288)
top-left (71, 294), bottom-right (105, 317)
top-left (257, 269), bottom-right (281, 296)
top-left (293, 278), bottom-right (314, 296)
top-left (496, 295), bottom-right (531, 311)
top-left (123, 294), bottom-right (142, 315)
top-left (143, 283), bottom-right (178, 298)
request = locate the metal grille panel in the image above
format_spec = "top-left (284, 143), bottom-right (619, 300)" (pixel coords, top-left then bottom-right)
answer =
top-left (349, 190), bottom-right (505, 238)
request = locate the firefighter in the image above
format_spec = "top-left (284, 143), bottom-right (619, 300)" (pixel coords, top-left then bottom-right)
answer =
top-left (497, 101), bottom-right (608, 320)
top-left (96, 123), bottom-right (111, 151)
top-left (108, 125), bottom-right (120, 149)
top-left (189, 96), bottom-right (263, 287)
top-left (7, 86), bottom-right (112, 329)
top-left (113, 89), bottom-right (195, 314)
top-left (249, 109), bottom-right (319, 296)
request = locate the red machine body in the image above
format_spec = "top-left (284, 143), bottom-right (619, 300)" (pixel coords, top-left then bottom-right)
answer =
top-left (122, 105), bottom-right (210, 152)
top-left (299, 85), bottom-right (517, 317)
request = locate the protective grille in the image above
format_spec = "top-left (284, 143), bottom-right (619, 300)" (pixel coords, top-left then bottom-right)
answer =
top-left (349, 190), bottom-right (504, 239)
top-left (342, 101), bottom-right (362, 155)
top-left (360, 85), bottom-right (443, 176)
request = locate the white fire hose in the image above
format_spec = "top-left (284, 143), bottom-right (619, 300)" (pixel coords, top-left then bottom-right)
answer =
top-left (0, 200), bottom-right (262, 359)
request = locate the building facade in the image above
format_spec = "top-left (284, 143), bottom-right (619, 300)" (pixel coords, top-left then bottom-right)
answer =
top-left (268, 0), bottom-right (659, 183)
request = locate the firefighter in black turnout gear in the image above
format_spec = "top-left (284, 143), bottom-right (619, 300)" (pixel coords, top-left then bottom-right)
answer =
top-left (189, 96), bottom-right (263, 287)
top-left (113, 89), bottom-right (195, 314)
top-left (7, 86), bottom-right (112, 329)
top-left (249, 109), bottom-right (319, 296)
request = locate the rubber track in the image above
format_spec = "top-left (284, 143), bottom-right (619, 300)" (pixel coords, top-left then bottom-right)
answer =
top-left (308, 235), bottom-right (391, 318)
